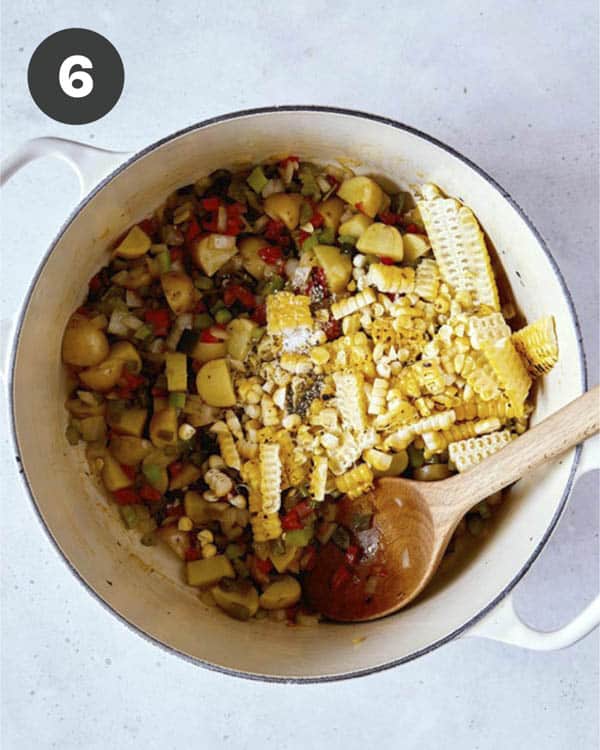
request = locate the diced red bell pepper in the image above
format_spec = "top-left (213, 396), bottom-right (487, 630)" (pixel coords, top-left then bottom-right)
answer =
top-left (202, 216), bottom-right (220, 233)
top-left (140, 484), bottom-right (162, 502)
top-left (404, 222), bottom-right (420, 234)
top-left (298, 230), bottom-right (310, 245)
top-left (294, 500), bottom-right (314, 520)
top-left (279, 155), bottom-right (299, 167)
top-left (191, 360), bottom-right (202, 373)
top-left (169, 247), bottom-right (184, 263)
top-left (300, 545), bottom-right (317, 571)
top-left (264, 220), bottom-right (289, 246)
top-left (331, 564), bottom-right (352, 590)
top-left (199, 328), bottom-right (220, 343)
top-left (311, 211), bottom-right (324, 229)
top-left (185, 217), bottom-right (201, 245)
top-left (286, 605), bottom-right (299, 622)
top-left (165, 502), bottom-right (184, 519)
top-left (255, 557), bottom-right (273, 575)
top-left (168, 461), bottom-right (183, 478)
top-left (138, 217), bottom-right (158, 236)
top-left (185, 548), bottom-right (201, 562)
top-left (227, 201), bottom-right (247, 216)
top-left (345, 545), bottom-right (360, 566)
top-left (113, 488), bottom-right (140, 505)
top-left (307, 266), bottom-right (329, 302)
top-left (120, 464), bottom-right (136, 480)
top-left (380, 256), bottom-right (395, 265)
top-left (379, 210), bottom-right (399, 225)
top-left (225, 216), bottom-right (244, 236)
top-left (323, 316), bottom-right (341, 341)
top-left (193, 299), bottom-right (207, 313)
top-left (326, 174), bottom-right (339, 188)
top-left (259, 246), bottom-right (284, 265)
top-left (281, 509), bottom-right (303, 531)
top-left (151, 386), bottom-right (168, 397)
top-left (120, 370), bottom-right (145, 390)
top-left (355, 202), bottom-right (366, 214)
top-left (251, 303), bottom-right (266, 325)
top-left (144, 308), bottom-right (171, 336)
top-left (201, 197), bottom-right (221, 211)
top-left (223, 284), bottom-right (256, 309)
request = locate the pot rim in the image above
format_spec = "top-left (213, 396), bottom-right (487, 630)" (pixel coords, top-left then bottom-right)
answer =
top-left (8, 105), bottom-right (587, 683)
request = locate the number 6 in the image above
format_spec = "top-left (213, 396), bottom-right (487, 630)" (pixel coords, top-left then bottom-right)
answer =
top-left (59, 55), bottom-right (94, 98)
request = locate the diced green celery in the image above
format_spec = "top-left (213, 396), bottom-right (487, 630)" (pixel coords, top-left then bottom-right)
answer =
top-left (134, 324), bottom-right (153, 340)
top-left (317, 227), bottom-right (335, 245)
top-left (157, 251), bottom-right (171, 274)
top-left (338, 234), bottom-right (357, 246)
top-left (215, 308), bottom-right (233, 325)
top-left (210, 299), bottom-right (226, 315)
top-left (193, 313), bottom-right (213, 330)
top-left (302, 233), bottom-right (319, 253)
top-left (169, 392), bottom-right (187, 409)
top-left (225, 543), bottom-right (245, 559)
top-left (299, 201), bottom-right (312, 225)
top-left (194, 276), bottom-right (213, 291)
top-left (142, 463), bottom-right (162, 487)
top-left (284, 527), bottom-right (314, 547)
top-left (120, 505), bottom-right (139, 529)
top-left (261, 276), bottom-right (285, 295)
top-left (299, 167), bottom-right (320, 199)
top-left (247, 166), bottom-right (268, 194)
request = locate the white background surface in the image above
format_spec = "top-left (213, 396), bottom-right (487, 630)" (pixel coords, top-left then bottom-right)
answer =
top-left (1, 1), bottom-right (598, 748)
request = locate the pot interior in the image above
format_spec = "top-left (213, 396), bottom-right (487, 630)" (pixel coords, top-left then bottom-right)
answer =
top-left (12, 110), bottom-right (584, 679)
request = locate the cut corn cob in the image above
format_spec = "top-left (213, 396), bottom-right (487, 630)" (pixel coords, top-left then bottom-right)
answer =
top-left (335, 463), bottom-right (374, 498)
top-left (512, 315), bottom-right (558, 376)
top-left (454, 397), bottom-right (525, 421)
top-left (468, 312), bottom-right (511, 350)
top-left (413, 258), bottom-right (440, 302)
top-left (218, 430), bottom-right (241, 471)
top-left (266, 292), bottom-right (313, 334)
top-left (366, 264), bottom-right (415, 294)
top-left (333, 371), bottom-right (368, 432)
top-left (258, 443), bottom-right (282, 513)
top-left (309, 455), bottom-right (328, 502)
top-left (330, 288), bottom-right (376, 320)
top-left (368, 377), bottom-right (389, 415)
top-left (417, 184), bottom-right (499, 310)
top-left (448, 429), bottom-right (514, 472)
top-left (482, 337), bottom-right (531, 406)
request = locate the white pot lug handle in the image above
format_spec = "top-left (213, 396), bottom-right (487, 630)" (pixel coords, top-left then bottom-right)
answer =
top-left (1, 136), bottom-right (128, 197)
top-left (468, 435), bottom-right (600, 650)
top-left (0, 137), bottom-right (129, 383)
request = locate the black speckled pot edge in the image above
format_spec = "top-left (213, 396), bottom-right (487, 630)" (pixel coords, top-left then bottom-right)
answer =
top-left (8, 105), bottom-right (587, 683)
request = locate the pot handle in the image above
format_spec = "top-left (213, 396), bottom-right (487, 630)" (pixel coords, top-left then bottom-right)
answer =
top-left (467, 436), bottom-right (600, 650)
top-left (0, 136), bottom-right (128, 197)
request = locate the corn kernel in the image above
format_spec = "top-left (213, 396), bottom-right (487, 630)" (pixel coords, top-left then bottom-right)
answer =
top-left (310, 346), bottom-right (330, 365)
top-left (202, 543), bottom-right (218, 559)
top-left (178, 516), bottom-right (193, 532)
top-left (197, 529), bottom-right (214, 544)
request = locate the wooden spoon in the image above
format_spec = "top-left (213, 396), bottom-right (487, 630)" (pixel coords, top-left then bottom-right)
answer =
top-left (305, 386), bottom-right (600, 622)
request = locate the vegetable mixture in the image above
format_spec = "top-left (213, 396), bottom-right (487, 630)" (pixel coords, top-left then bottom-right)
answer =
top-left (61, 157), bottom-right (559, 623)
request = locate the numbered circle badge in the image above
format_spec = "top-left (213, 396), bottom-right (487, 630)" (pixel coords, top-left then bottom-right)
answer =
top-left (28, 29), bottom-right (124, 125)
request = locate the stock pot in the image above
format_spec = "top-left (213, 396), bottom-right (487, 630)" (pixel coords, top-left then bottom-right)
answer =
top-left (3, 107), bottom-right (598, 681)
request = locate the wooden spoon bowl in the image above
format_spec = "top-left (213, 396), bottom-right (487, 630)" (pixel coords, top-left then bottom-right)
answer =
top-left (305, 386), bottom-right (600, 622)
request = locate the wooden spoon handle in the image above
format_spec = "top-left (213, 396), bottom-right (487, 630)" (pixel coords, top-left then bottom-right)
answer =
top-left (449, 385), bottom-right (600, 514)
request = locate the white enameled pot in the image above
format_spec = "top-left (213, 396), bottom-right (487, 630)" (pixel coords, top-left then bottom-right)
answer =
top-left (3, 107), bottom-right (599, 681)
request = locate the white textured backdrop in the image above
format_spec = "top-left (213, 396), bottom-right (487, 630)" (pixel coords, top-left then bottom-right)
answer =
top-left (1, 1), bottom-right (598, 748)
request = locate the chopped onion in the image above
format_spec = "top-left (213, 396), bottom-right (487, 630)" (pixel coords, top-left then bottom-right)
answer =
top-left (107, 310), bottom-right (129, 336)
top-left (340, 207), bottom-right (355, 223)
top-left (212, 234), bottom-right (236, 250)
top-left (280, 160), bottom-right (297, 185)
top-left (317, 175), bottom-right (331, 193)
top-left (149, 337), bottom-right (166, 354)
top-left (299, 222), bottom-right (314, 234)
top-left (253, 215), bottom-right (269, 233)
top-left (291, 266), bottom-right (311, 289)
top-left (110, 270), bottom-right (129, 286)
top-left (284, 258), bottom-right (299, 279)
top-left (261, 178), bottom-right (284, 198)
top-left (165, 313), bottom-right (193, 351)
top-left (209, 326), bottom-right (229, 341)
top-left (217, 205), bottom-right (227, 233)
top-left (125, 289), bottom-right (143, 308)
top-left (170, 259), bottom-right (184, 273)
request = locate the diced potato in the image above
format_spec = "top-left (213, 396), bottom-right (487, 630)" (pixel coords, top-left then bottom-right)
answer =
top-left (196, 359), bottom-right (236, 407)
top-left (270, 545), bottom-right (298, 574)
top-left (109, 436), bottom-right (152, 466)
top-left (356, 223), bottom-right (404, 260)
top-left (157, 525), bottom-right (190, 560)
top-left (314, 245), bottom-right (352, 293)
top-left (191, 235), bottom-right (238, 277)
top-left (189, 340), bottom-right (227, 362)
top-left (184, 491), bottom-right (210, 523)
top-left (169, 463), bottom-right (202, 491)
top-left (211, 580), bottom-right (259, 620)
top-left (62, 317), bottom-right (110, 367)
top-left (79, 416), bottom-right (106, 442)
top-left (161, 271), bottom-right (195, 314)
top-left (101, 451), bottom-right (133, 492)
top-left (113, 226), bottom-right (151, 259)
top-left (259, 576), bottom-right (301, 610)
top-left (264, 193), bottom-right (303, 230)
top-left (338, 213), bottom-right (373, 239)
top-left (226, 318), bottom-right (258, 360)
top-left (337, 176), bottom-right (384, 218)
top-left (107, 408), bottom-right (148, 437)
top-left (110, 341), bottom-right (142, 374)
top-left (165, 352), bottom-right (188, 391)
top-left (402, 233), bottom-right (431, 264)
top-left (149, 407), bottom-right (178, 448)
top-left (186, 555), bottom-right (235, 588)
top-left (318, 197), bottom-right (345, 232)
top-left (79, 357), bottom-right (124, 392)
top-left (239, 237), bottom-right (271, 280)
